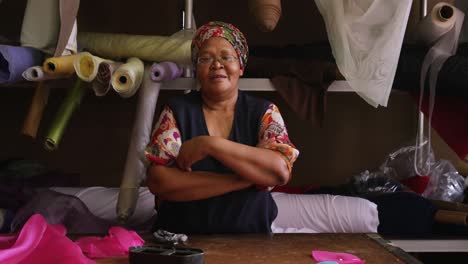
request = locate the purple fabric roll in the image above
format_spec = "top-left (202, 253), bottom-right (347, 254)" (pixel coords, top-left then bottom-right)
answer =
top-left (91, 61), bottom-right (122, 96)
top-left (150, 61), bottom-right (183, 82)
top-left (0, 45), bottom-right (43, 84)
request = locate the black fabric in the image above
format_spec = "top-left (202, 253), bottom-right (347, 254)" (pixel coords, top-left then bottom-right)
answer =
top-left (154, 91), bottom-right (278, 234)
top-left (365, 192), bottom-right (437, 236)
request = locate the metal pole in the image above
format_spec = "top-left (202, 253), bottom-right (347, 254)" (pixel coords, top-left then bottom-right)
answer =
top-left (183, 0), bottom-right (193, 79)
top-left (418, 0), bottom-right (428, 170)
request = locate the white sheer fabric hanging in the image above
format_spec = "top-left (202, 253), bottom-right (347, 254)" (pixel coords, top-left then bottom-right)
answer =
top-left (315, 0), bottom-right (412, 107)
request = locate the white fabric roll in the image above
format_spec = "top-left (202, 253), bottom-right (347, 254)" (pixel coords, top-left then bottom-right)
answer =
top-left (117, 65), bottom-right (162, 223)
top-left (20, 0), bottom-right (60, 55)
top-left (271, 193), bottom-right (379, 233)
top-left (315, 0), bottom-right (412, 107)
top-left (111, 57), bottom-right (144, 98)
top-left (74, 51), bottom-right (113, 82)
top-left (413, 3), bottom-right (464, 176)
top-left (22, 66), bottom-right (68, 81)
top-left (50, 187), bottom-right (155, 227)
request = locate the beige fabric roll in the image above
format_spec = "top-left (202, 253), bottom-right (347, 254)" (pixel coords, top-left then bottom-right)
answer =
top-left (74, 51), bottom-right (113, 82)
top-left (78, 29), bottom-right (194, 65)
top-left (20, 0), bottom-right (60, 55)
top-left (111, 57), bottom-right (144, 98)
top-left (248, 0), bottom-right (282, 32)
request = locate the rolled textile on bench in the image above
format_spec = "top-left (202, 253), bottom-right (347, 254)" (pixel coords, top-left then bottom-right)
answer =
top-left (77, 29), bottom-right (194, 65)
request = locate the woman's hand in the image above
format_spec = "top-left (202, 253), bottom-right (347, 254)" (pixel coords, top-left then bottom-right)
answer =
top-left (176, 136), bottom-right (213, 172)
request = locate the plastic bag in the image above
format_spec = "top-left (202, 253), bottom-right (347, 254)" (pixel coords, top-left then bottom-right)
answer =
top-left (422, 159), bottom-right (465, 202)
top-left (351, 140), bottom-right (465, 202)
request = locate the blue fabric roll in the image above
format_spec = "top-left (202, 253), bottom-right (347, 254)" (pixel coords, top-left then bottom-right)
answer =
top-left (0, 44), bottom-right (43, 84)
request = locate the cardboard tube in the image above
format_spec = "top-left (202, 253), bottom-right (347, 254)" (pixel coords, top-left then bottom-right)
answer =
top-left (434, 210), bottom-right (468, 226)
top-left (20, 82), bottom-right (49, 138)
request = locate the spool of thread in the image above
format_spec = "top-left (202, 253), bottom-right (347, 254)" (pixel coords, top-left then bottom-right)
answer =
top-left (43, 54), bottom-right (77, 75)
top-left (150, 61), bottom-right (183, 82)
top-left (248, 0), bottom-right (282, 32)
top-left (111, 57), bottom-right (144, 98)
top-left (416, 2), bottom-right (457, 46)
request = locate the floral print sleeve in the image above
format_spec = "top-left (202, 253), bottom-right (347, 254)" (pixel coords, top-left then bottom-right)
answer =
top-left (145, 105), bottom-right (182, 166)
top-left (257, 104), bottom-right (299, 174)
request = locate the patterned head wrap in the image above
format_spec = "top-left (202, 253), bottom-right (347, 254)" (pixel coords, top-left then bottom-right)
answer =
top-left (191, 21), bottom-right (248, 70)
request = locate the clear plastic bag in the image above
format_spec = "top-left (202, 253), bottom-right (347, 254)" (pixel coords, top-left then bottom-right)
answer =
top-left (422, 159), bottom-right (465, 202)
top-left (351, 140), bottom-right (465, 202)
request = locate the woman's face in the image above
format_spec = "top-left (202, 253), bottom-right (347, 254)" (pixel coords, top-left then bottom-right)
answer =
top-left (196, 37), bottom-right (243, 97)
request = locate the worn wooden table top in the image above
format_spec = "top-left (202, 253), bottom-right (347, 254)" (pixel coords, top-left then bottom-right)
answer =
top-left (96, 233), bottom-right (421, 264)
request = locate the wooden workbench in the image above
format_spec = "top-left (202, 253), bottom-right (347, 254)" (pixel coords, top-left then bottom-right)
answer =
top-left (96, 233), bottom-right (422, 264)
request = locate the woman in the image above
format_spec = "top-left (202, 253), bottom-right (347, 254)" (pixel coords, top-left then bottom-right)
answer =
top-left (145, 21), bottom-right (299, 234)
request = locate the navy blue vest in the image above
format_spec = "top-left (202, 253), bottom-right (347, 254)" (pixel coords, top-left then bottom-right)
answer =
top-left (153, 90), bottom-right (278, 234)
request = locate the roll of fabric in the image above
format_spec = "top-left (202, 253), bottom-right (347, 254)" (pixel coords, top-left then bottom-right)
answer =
top-left (42, 54), bottom-right (77, 76)
top-left (20, 82), bottom-right (49, 138)
top-left (117, 65), bottom-right (162, 223)
top-left (20, 0), bottom-right (60, 55)
top-left (0, 45), bottom-right (43, 84)
top-left (20, 0), bottom-right (79, 139)
top-left (414, 2), bottom-right (464, 176)
top-left (22, 66), bottom-right (68, 81)
top-left (77, 28), bottom-right (194, 65)
top-left (315, 0), bottom-right (412, 107)
top-left (91, 61), bottom-right (123, 96)
top-left (417, 2), bottom-right (458, 46)
top-left (74, 51), bottom-right (113, 82)
top-left (111, 57), bottom-right (144, 98)
top-left (248, 0), bottom-right (282, 32)
top-left (150, 61), bottom-right (183, 82)
top-left (44, 79), bottom-right (86, 151)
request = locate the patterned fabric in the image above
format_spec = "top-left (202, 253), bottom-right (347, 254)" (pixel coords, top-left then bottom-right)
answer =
top-left (145, 103), bottom-right (298, 173)
top-left (257, 104), bottom-right (299, 173)
top-left (145, 105), bottom-right (181, 166)
top-left (191, 21), bottom-right (249, 70)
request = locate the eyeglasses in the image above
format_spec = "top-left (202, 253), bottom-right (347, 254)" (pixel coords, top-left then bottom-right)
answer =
top-left (197, 55), bottom-right (238, 65)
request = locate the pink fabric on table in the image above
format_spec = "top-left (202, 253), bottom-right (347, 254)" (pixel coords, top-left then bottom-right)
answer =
top-left (75, 226), bottom-right (144, 259)
top-left (312, 250), bottom-right (365, 264)
top-left (0, 214), bottom-right (94, 264)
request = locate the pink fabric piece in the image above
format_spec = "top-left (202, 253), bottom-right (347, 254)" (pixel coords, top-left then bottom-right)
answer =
top-left (75, 226), bottom-right (145, 259)
top-left (312, 250), bottom-right (365, 264)
top-left (0, 214), bottom-right (95, 264)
